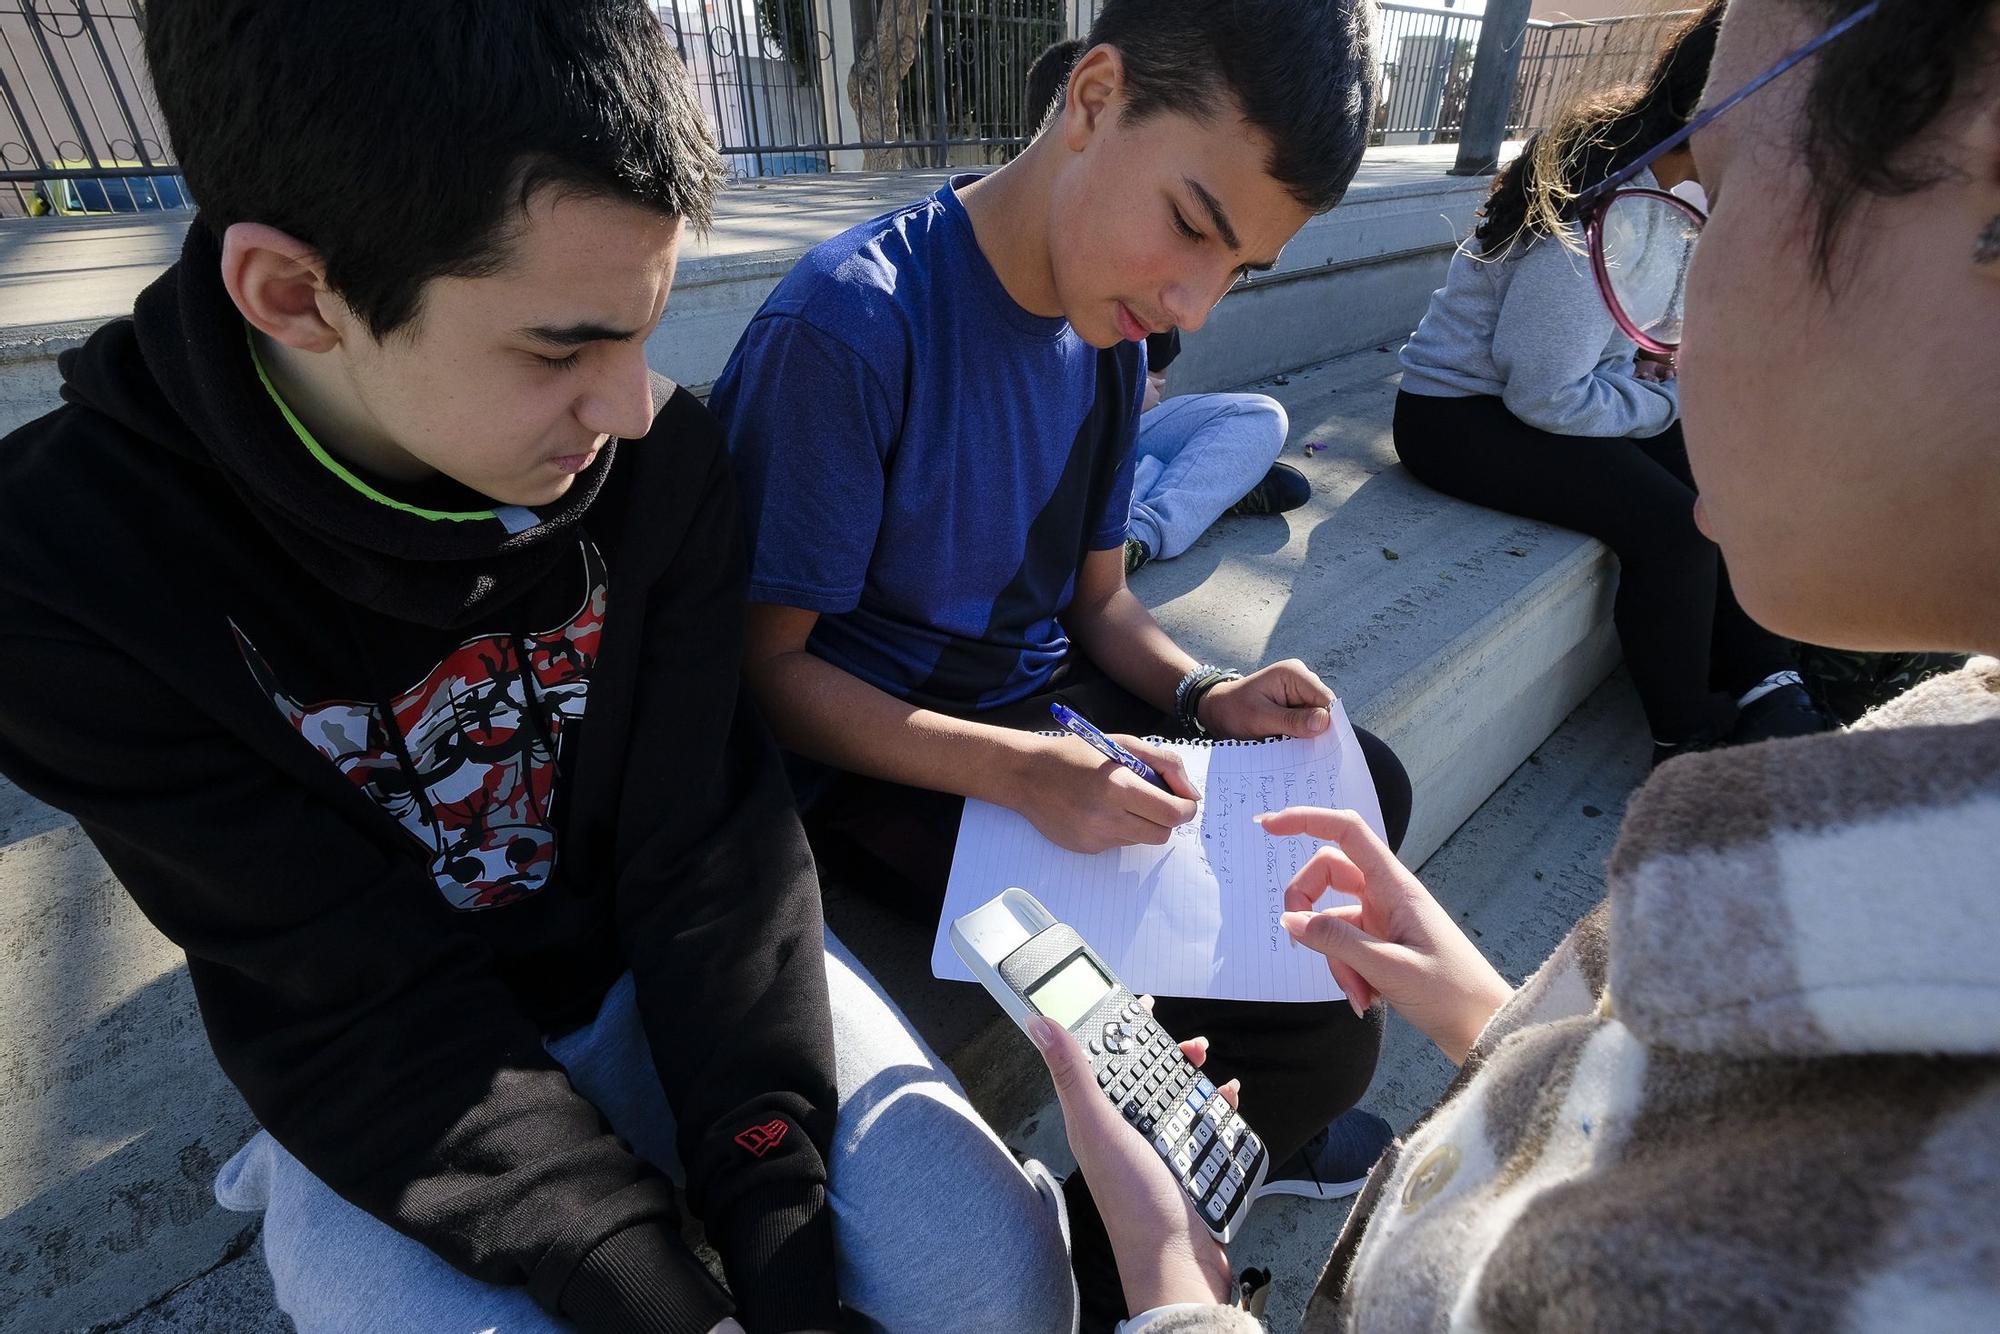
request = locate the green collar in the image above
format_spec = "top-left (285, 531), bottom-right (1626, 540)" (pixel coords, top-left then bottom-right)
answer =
top-left (247, 326), bottom-right (498, 523)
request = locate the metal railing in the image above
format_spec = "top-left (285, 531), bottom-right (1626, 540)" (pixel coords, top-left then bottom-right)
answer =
top-left (1371, 3), bottom-right (1697, 147)
top-left (0, 0), bottom-right (1698, 220)
top-left (1511, 9), bottom-right (1699, 138)
top-left (1372, 2), bottom-right (1486, 142)
top-left (656, 0), bottom-right (1068, 176)
top-left (1, 0), bottom-right (174, 216)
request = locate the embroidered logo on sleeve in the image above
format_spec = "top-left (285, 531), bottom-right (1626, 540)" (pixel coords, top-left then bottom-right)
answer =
top-left (734, 1119), bottom-right (790, 1158)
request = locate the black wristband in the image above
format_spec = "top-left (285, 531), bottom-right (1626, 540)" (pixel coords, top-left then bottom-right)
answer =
top-left (1175, 665), bottom-right (1241, 736)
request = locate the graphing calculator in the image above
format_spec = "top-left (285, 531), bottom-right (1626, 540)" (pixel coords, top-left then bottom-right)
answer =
top-left (951, 889), bottom-right (1269, 1242)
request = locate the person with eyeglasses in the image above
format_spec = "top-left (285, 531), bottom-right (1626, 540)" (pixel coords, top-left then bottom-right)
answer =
top-left (1392, 0), bottom-right (1832, 769)
top-left (1023, 0), bottom-right (2000, 1328)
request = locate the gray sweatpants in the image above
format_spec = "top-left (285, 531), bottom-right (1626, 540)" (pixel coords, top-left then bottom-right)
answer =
top-left (216, 929), bottom-right (1075, 1332)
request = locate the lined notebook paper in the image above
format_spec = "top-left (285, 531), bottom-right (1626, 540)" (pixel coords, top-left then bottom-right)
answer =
top-left (931, 703), bottom-right (1387, 1002)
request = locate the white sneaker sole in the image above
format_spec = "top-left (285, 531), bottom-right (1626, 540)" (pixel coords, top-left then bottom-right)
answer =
top-left (1252, 1174), bottom-right (1370, 1202)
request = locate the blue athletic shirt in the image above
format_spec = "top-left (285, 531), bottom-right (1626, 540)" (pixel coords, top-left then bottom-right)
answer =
top-left (711, 175), bottom-right (1143, 714)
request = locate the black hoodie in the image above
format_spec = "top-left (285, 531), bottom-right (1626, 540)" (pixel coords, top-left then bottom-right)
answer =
top-left (0, 222), bottom-right (839, 1334)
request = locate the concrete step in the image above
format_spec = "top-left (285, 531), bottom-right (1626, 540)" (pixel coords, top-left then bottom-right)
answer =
top-left (0, 143), bottom-right (1501, 437)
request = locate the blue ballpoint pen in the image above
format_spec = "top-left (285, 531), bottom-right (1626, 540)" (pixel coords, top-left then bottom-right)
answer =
top-left (1049, 702), bottom-right (1170, 791)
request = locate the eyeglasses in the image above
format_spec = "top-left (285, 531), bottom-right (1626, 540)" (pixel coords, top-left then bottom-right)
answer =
top-left (1571, 0), bottom-right (1880, 355)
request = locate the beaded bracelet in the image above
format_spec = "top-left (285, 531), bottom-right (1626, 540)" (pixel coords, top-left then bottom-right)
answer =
top-left (1174, 664), bottom-right (1242, 736)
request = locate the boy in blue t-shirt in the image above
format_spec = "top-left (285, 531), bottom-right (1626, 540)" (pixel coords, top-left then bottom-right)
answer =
top-left (712, 4), bottom-right (1410, 1316)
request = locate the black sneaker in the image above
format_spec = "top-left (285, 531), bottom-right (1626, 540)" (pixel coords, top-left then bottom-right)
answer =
top-left (1226, 462), bottom-right (1312, 517)
top-left (1728, 682), bottom-right (1835, 744)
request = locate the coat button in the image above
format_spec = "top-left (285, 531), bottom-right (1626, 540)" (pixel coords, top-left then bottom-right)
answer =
top-left (1400, 1142), bottom-right (1461, 1213)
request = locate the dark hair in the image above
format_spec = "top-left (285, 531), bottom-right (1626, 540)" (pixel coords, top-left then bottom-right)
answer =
top-left (1794, 0), bottom-right (2000, 272)
top-left (1081, 0), bottom-right (1376, 214)
top-left (1025, 38), bottom-right (1084, 134)
top-left (1477, 0), bottom-right (1724, 256)
top-left (145, 0), bottom-right (726, 338)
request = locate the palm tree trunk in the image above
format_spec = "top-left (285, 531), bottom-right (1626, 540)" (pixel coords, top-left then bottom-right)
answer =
top-left (847, 0), bottom-right (931, 170)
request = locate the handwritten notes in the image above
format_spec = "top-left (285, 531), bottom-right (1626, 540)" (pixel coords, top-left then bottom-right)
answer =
top-left (932, 704), bottom-right (1387, 1002)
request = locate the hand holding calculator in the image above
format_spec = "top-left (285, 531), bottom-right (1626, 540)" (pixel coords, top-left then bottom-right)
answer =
top-left (951, 889), bottom-right (1269, 1241)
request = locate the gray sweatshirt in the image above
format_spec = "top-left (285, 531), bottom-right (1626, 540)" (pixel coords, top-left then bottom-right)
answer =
top-left (1397, 179), bottom-right (1680, 439)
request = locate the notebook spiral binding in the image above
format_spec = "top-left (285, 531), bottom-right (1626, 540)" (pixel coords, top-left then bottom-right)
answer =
top-left (1035, 731), bottom-right (1292, 748)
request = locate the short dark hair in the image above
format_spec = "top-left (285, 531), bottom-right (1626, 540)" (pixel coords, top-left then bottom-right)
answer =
top-left (145, 0), bottom-right (727, 337)
top-left (1795, 0), bottom-right (1999, 273)
top-left (1025, 38), bottom-right (1084, 134)
top-left (1082, 0), bottom-right (1376, 214)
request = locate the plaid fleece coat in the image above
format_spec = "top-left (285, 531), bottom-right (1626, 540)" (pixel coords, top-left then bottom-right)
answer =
top-left (1152, 657), bottom-right (2000, 1334)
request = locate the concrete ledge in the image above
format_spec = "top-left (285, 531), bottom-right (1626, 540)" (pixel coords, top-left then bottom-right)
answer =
top-left (651, 153), bottom-right (1491, 395)
top-left (0, 144), bottom-right (1506, 433)
top-left (0, 815), bottom-right (259, 1331)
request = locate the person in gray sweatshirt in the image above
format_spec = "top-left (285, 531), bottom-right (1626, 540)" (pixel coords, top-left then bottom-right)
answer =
top-left (1393, 1), bottom-right (1827, 765)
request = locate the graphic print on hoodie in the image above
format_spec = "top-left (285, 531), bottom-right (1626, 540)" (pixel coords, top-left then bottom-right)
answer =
top-left (0, 218), bottom-right (845, 1329)
top-left (233, 541), bottom-right (608, 910)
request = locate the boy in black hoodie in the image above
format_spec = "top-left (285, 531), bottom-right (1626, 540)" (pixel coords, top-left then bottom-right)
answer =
top-left (0, 3), bottom-right (1072, 1331)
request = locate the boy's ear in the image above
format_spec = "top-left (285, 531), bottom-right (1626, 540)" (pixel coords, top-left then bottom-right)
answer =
top-left (218, 222), bottom-right (346, 353)
top-left (1060, 42), bottom-right (1124, 151)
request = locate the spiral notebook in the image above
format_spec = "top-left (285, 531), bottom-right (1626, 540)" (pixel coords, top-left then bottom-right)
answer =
top-left (930, 702), bottom-right (1386, 1003)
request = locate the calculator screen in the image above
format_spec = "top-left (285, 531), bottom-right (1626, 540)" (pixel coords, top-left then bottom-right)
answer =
top-left (1027, 954), bottom-right (1114, 1029)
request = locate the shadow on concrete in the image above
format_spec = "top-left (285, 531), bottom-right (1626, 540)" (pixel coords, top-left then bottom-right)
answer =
top-left (0, 798), bottom-right (261, 1331)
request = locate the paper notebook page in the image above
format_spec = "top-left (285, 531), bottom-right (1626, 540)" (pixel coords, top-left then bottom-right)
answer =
top-left (932, 704), bottom-right (1386, 1003)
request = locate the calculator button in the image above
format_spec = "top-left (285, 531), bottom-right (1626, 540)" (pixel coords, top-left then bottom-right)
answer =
top-left (1096, 1067), bottom-right (1114, 1088)
top-left (1204, 1196), bottom-right (1226, 1223)
top-left (1137, 1113), bottom-right (1156, 1135)
top-left (1235, 1141), bottom-right (1260, 1170)
top-left (1172, 1148), bottom-right (1194, 1175)
top-left (1215, 1176), bottom-right (1238, 1207)
top-left (1191, 1120), bottom-right (1213, 1150)
top-left (1195, 1077), bottom-right (1217, 1101)
top-left (1225, 1163), bottom-right (1246, 1192)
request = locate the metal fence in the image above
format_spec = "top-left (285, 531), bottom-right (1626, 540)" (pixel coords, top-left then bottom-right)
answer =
top-left (657, 0), bottom-right (1068, 176)
top-left (0, 0), bottom-right (174, 216)
top-left (0, 0), bottom-right (1698, 219)
top-left (1371, 2), bottom-right (1486, 143)
top-left (1512, 8), bottom-right (1699, 137)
